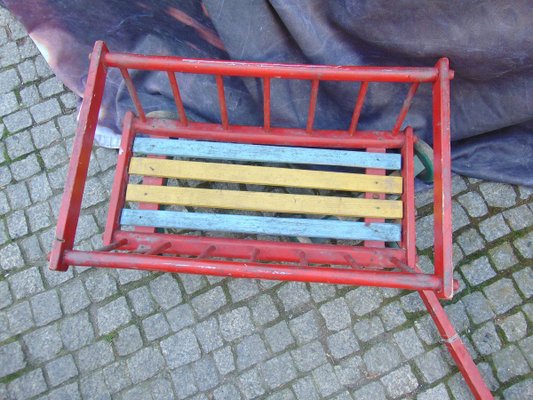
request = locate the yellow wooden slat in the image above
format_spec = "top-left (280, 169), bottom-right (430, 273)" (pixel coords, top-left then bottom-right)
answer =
top-left (125, 184), bottom-right (403, 219)
top-left (129, 158), bottom-right (403, 194)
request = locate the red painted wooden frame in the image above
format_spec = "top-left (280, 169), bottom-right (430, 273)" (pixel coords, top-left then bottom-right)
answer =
top-left (49, 41), bottom-right (453, 297)
top-left (48, 41), bottom-right (493, 399)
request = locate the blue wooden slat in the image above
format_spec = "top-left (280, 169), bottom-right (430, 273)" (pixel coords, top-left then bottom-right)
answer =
top-left (120, 209), bottom-right (401, 242)
top-left (133, 138), bottom-right (402, 170)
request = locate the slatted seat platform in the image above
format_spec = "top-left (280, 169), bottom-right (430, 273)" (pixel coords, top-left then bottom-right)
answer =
top-left (49, 41), bottom-right (494, 399)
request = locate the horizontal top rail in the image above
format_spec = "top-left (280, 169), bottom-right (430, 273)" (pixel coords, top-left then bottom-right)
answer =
top-left (103, 51), bottom-right (449, 83)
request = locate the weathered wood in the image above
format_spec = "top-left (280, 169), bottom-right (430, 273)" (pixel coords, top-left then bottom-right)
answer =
top-left (120, 209), bottom-right (402, 241)
top-left (129, 158), bottom-right (403, 194)
top-left (132, 137), bottom-right (402, 170)
top-left (125, 184), bottom-right (403, 219)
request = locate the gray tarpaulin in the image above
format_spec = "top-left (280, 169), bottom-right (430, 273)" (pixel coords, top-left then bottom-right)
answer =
top-left (2, 0), bottom-right (532, 186)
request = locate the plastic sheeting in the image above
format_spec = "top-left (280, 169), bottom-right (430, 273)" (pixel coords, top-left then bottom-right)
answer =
top-left (2, 0), bottom-right (532, 186)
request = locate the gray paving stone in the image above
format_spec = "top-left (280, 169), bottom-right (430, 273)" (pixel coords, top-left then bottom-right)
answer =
top-left (27, 173), bottom-right (53, 202)
top-left (170, 365), bottom-right (197, 399)
top-left (40, 143), bottom-right (68, 169)
top-left (10, 153), bottom-right (41, 180)
top-left (126, 346), bottom-right (165, 384)
top-left (7, 368), bottom-right (47, 400)
top-left (479, 214), bottom-right (511, 242)
top-left (228, 278), bottom-right (260, 302)
top-left (462, 291), bottom-right (495, 325)
top-left (489, 242), bottom-right (519, 270)
top-left (195, 317), bottom-right (223, 353)
top-left (96, 296), bottom-right (132, 335)
top-left (472, 322), bottom-right (501, 355)
top-left (381, 365), bottom-right (418, 398)
top-left (291, 340), bottom-right (327, 372)
top-left (457, 191), bottom-right (488, 218)
top-left (149, 377), bottom-right (174, 400)
top-left (236, 333), bottom-right (268, 370)
top-left (114, 325), bottom-right (143, 356)
top-left (461, 256), bottom-right (496, 287)
top-left (503, 379), bottom-right (533, 400)
top-left (493, 345), bottom-right (530, 382)
top-left (498, 312), bottom-right (527, 342)
top-left (45, 354), bottom-right (78, 387)
top-left (518, 335), bottom-right (533, 368)
top-left (84, 270), bottom-right (117, 302)
top-left (379, 301), bottom-right (407, 331)
top-left (483, 278), bottom-right (522, 314)
top-left (6, 300), bottom-right (34, 335)
top-left (0, 165), bottom-right (13, 187)
top-left (24, 324), bottom-right (63, 362)
top-left (59, 311), bottom-right (95, 351)
top-left (353, 381), bottom-right (387, 400)
top-left (57, 113), bottom-right (77, 138)
top-left (238, 367), bottom-right (265, 399)
top-left (0, 281), bottom-right (12, 310)
top-left (149, 274), bottom-right (182, 310)
top-left (9, 266), bottom-right (44, 299)
top-left (415, 347), bottom-right (451, 383)
top-left (503, 204), bottom-right (533, 230)
top-left (354, 316), bottom-right (385, 342)
top-left (309, 283), bottom-right (336, 303)
top-left (262, 352), bottom-right (298, 389)
top-left (312, 363), bottom-right (342, 397)
top-left (47, 383), bottom-right (81, 400)
top-left (0, 191), bottom-right (9, 215)
top-left (192, 356), bottom-right (220, 391)
top-left (345, 286), bottom-right (384, 316)
top-left (0, 341), bottom-right (25, 378)
top-left (214, 383), bottom-right (242, 400)
top-left (457, 228), bottom-right (485, 255)
top-left (0, 242), bottom-right (24, 271)
top-left (452, 201), bottom-right (470, 232)
top-left (4, 109), bottom-right (32, 133)
top-left (6, 130), bottom-right (34, 159)
top-left (288, 310), bottom-right (321, 344)
top-left (0, 91), bottom-right (18, 117)
top-left (7, 209), bottom-right (28, 238)
top-left (59, 279), bottom-right (90, 314)
top-left (30, 290), bottom-right (62, 326)
top-left (292, 376), bottom-right (319, 400)
top-left (30, 98), bottom-right (62, 123)
top-left (319, 297), bottom-right (351, 331)
top-left (447, 372), bottom-right (475, 400)
top-left (17, 59), bottom-right (37, 82)
top-left (327, 328), bottom-right (359, 360)
top-left (160, 328), bottom-right (201, 368)
top-left (80, 371), bottom-right (110, 400)
top-left (219, 306), bottom-right (254, 341)
top-left (265, 321), bottom-right (295, 353)
top-left (393, 327), bottom-right (425, 359)
top-left (166, 303), bottom-right (195, 332)
top-left (20, 84), bottom-right (40, 107)
top-left (414, 315), bottom-right (440, 345)
top-left (250, 294), bottom-right (279, 325)
top-left (0, 68), bottom-right (20, 94)
top-left (363, 339), bottom-right (402, 375)
top-left (213, 346), bottom-right (235, 376)
top-left (38, 76), bottom-right (64, 98)
top-left (265, 389), bottom-right (295, 400)
top-left (513, 267), bottom-right (533, 298)
top-left (416, 214), bottom-right (434, 250)
top-left (514, 231), bottom-right (533, 259)
top-left (116, 268), bottom-right (148, 285)
top-left (77, 340), bottom-right (114, 373)
top-left (103, 361), bottom-right (132, 394)
top-left (26, 202), bottom-right (53, 232)
top-left (127, 286), bottom-right (155, 317)
top-left (179, 274), bottom-right (207, 295)
top-left (479, 182), bottom-right (517, 207)
top-left (142, 313), bottom-right (171, 341)
top-left (277, 281), bottom-right (311, 311)
top-left (333, 355), bottom-right (364, 388)
top-left (417, 383), bottom-right (450, 400)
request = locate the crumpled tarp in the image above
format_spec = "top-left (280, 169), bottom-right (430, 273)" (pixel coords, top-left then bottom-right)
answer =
top-left (2, 0), bottom-right (532, 186)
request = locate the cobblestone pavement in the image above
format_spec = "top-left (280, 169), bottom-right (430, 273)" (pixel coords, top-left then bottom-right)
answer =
top-left (1, 8), bottom-right (532, 400)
